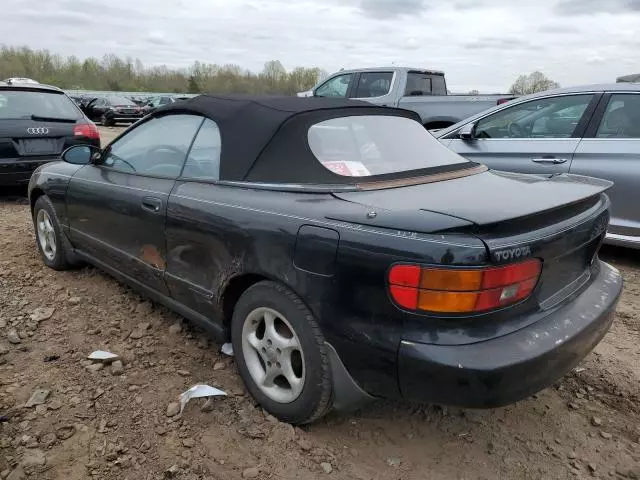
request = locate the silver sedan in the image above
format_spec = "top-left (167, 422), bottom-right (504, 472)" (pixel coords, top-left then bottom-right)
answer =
top-left (435, 84), bottom-right (640, 249)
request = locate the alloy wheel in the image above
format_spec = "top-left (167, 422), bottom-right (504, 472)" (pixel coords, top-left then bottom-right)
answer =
top-left (36, 209), bottom-right (57, 261)
top-left (241, 307), bottom-right (305, 403)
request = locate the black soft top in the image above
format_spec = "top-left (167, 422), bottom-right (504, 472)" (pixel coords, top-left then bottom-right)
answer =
top-left (155, 95), bottom-right (432, 184)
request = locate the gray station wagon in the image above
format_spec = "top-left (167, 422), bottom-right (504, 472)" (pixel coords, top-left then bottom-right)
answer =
top-left (436, 84), bottom-right (640, 249)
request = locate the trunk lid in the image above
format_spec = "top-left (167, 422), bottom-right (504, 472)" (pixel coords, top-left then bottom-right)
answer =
top-left (334, 170), bottom-right (612, 309)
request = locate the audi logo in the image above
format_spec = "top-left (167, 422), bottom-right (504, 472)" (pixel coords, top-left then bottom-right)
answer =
top-left (27, 127), bottom-right (49, 135)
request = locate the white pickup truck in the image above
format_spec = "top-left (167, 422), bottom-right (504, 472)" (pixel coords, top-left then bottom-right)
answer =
top-left (298, 67), bottom-right (516, 130)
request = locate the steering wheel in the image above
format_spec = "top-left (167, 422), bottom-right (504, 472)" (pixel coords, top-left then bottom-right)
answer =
top-left (507, 122), bottom-right (525, 138)
top-left (105, 152), bottom-right (137, 172)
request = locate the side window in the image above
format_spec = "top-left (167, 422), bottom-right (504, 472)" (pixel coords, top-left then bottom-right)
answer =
top-left (95, 98), bottom-right (107, 107)
top-left (103, 114), bottom-right (204, 177)
top-left (474, 95), bottom-right (593, 139)
top-left (315, 74), bottom-right (353, 98)
top-left (182, 119), bottom-right (222, 180)
top-left (354, 72), bottom-right (393, 98)
top-left (596, 94), bottom-right (640, 138)
top-left (405, 73), bottom-right (439, 96)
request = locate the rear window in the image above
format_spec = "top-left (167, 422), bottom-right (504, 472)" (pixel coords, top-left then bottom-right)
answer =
top-left (109, 96), bottom-right (136, 106)
top-left (0, 90), bottom-right (82, 120)
top-left (308, 115), bottom-right (468, 177)
top-left (405, 72), bottom-right (447, 96)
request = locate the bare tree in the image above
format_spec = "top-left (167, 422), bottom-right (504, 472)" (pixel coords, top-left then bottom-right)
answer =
top-left (509, 72), bottom-right (560, 95)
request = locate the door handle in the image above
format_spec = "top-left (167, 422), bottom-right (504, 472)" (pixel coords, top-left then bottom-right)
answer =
top-left (141, 196), bottom-right (162, 213)
top-left (531, 157), bottom-right (568, 165)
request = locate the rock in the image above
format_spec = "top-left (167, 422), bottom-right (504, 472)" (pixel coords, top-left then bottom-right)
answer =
top-left (20, 449), bottom-right (46, 468)
top-left (41, 433), bottom-right (57, 448)
top-left (568, 402), bottom-right (580, 410)
top-left (48, 400), bottom-right (62, 411)
top-left (25, 389), bottom-right (50, 407)
top-left (86, 363), bottom-right (104, 372)
top-left (567, 452), bottom-right (577, 459)
top-left (197, 337), bottom-right (208, 349)
top-left (177, 370), bottom-right (190, 377)
top-left (0, 343), bottom-right (9, 355)
top-left (135, 302), bottom-right (153, 315)
top-left (600, 431), bottom-right (613, 439)
top-left (129, 323), bottom-right (151, 340)
top-left (242, 467), bottom-right (260, 479)
top-left (213, 361), bottom-right (226, 371)
top-left (182, 438), bottom-right (195, 448)
top-left (270, 422), bottom-right (296, 445)
top-left (7, 329), bottom-right (21, 344)
top-left (6, 468), bottom-right (25, 480)
top-left (588, 463), bottom-right (597, 473)
top-left (164, 465), bottom-right (180, 477)
top-left (155, 426), bottom-right (167, 436)
top-left (320, 462), bottom-right (333, 474)
top-left (56, 425), bottom-right (76, 440)
top-left (90, 388), bottom-right (105, 400)
top-left (98, 418), bottom-right (108, 433)
top-left (166, 402), bottom-right (180, 417)
top-left (591, 416), bottom-right (603, 426)
top-left (111, 360), bottom-right (124, 376)
top-left (68, 297), bottom-right (82, 305)
top-left (35, 405), bottom-right (48, 416)
top-left (43, 354), bottom-right (59, 362)
top-left (387, 457), bottom-right (401, 467)
top-left (168, 323), bottom-right (182, 335)
top-left (297, 438), bottom-right (313, 451)
top-left (30, 307), bottom-right (55, 323)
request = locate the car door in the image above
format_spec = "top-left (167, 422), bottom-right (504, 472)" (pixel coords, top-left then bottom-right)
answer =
top-left (350, 71), bottom-right (395, 106)
top-left (446, 93), bottom-right (600, 175)
top-left (66, 113), bottom-right (205, 295)
top-left (164, 118), bottom-right (225, 318)
top-left (571, 92), bottom-right (640, 243)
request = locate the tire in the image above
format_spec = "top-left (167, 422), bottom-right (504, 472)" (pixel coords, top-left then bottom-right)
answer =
top-left (231, 281), bottom-right (332, 424)
top-left (101, 114), bottom-right (113, 127)
top-left (32, 196), bottom-right (78, 271)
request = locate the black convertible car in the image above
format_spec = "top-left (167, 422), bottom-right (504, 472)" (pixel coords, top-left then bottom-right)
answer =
top-left (28, 95), bottom-right (622, 424)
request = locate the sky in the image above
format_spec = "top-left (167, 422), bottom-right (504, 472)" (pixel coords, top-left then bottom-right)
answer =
top-left (2, 0), bottom-right (640, 93)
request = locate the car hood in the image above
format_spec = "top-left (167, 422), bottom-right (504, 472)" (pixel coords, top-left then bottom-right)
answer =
top-left (332, 170), bottom-right (612, 228)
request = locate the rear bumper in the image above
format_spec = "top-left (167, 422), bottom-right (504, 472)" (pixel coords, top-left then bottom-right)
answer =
top-left (0, 158), bottom-right (57, 185)
top-left (397, 260), bottom-right (622, 408)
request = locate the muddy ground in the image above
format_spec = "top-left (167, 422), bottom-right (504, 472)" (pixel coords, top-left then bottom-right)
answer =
top-left (0, 126), bottom-right (638, 479)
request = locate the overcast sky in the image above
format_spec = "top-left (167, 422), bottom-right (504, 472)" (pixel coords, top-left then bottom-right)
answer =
top-left (2, 0), bottom-right (639, 92)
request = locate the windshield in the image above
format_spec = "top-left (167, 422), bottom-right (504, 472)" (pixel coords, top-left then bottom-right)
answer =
top-left (109, 96), bottom-right (136, 106)
top-left (308, 115), bottom-right (469, 177)
top-left (0, 90), bottom-right (82, 120)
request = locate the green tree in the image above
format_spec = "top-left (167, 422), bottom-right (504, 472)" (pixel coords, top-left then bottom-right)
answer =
top-left (509, 72), bottom-right (560, 95)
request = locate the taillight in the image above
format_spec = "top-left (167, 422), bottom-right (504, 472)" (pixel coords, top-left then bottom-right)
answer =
top-left (73, 123), bottom-right (100, 140)
top-left (497, 98), bottom-right (512, 105)
top-left (388, 260), bottom-right (542, 314)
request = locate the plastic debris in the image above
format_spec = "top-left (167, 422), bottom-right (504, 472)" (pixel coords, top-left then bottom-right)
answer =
top-left (88, 350), bottom-right (119, 363)
top-left (573, 367), bottom-right (586, 373)
top-left (179, 384), bottom-right (227, 414)
top-left (221, 343), bottom-right (234, 356)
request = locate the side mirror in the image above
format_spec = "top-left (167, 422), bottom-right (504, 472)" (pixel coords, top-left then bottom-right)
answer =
top-left (62, 144), bottom-right (101, 165)
top-left (458, 122), bottom-right (476, 140)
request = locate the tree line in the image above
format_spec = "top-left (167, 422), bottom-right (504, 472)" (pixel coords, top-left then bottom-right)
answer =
top-left (0, 46), bottom-right (325, 94)
top-left (0, 45), bottom-right (561, 96)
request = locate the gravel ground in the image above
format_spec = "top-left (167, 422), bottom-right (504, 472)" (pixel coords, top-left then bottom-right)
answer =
top-left (0, 127), bottom-right (638, 479)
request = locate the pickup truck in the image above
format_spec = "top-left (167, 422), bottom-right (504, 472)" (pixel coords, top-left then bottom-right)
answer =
top-left (297, 67), bottom-right (516, 130)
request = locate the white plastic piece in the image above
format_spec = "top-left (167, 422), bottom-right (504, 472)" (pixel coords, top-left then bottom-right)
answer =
top-left (88, 350), bottom-right (119, 362)
top-left (221, 343), bottom-right (234, 356)
top-left (179, 384), bottom-right (227, 414)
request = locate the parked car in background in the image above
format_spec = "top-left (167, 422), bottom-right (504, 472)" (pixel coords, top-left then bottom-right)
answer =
top-left (298, 67), bottom-right (516, 130)
top-left (81, 96), bottom-right (144, 126)
top-left (0, 81), bottom-right (99, 186)
top-left (28, 95), bottom-right (621, 424)
top-left (3, 77), bottom-right (40, 85)
top-left (142, 95), bottom-right (178, 115)
top-left (435, 84), bottom-right (640, 249)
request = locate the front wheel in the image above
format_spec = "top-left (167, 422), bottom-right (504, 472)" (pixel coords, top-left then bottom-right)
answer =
top-left (231, 281), bottom-right (332, 424)
top-left (33, 196), bottom-right (77, 271)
